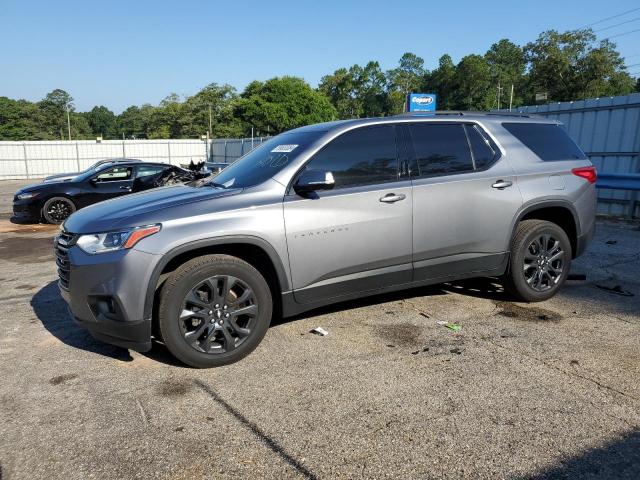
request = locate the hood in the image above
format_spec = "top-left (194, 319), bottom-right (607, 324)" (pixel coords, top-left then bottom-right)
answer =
top-left (17, 182), bottom-right (59, 194)
top-left (64, 184), bottom-right (242, 233)
top-left (43, 173), bottom-right (77, 183)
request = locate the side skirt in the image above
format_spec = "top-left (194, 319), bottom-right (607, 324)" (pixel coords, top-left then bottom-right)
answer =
top-left (281, 253), bottom-right (509, 318)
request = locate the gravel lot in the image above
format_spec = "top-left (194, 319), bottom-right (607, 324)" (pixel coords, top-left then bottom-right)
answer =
top-left (0, 179), bottom-right (639, 479)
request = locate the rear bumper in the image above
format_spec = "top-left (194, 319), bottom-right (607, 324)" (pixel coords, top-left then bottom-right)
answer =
top-left (575, 219), bottom-right (595, 258)
top-left (57, 244), bottom-right (161, 352)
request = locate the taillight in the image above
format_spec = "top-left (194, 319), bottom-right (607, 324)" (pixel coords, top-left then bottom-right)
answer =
top-left (572, 166), bottom-right (597, 184)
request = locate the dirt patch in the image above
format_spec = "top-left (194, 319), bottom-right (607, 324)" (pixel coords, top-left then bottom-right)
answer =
top-left (49, 373), bottom-right (78, 385)
top-left (375, 323), bottom-right (422, 347)
top-left (494, 301), bottom-right (562, 322)
top-left (157, 379), bottom-right (192, 397)
top-left (0, 236), bottom-right (54, 263)
top-left (0, 219), bottom-right (59, 234)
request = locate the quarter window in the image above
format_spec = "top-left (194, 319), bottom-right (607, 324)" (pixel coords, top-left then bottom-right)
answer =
top-left (303, 125), bottom-right (398, 189)
top-left (502, 123), bottom-right (587, 161)
top-left (408, 124), bottom-right (474, 177)
top-left (136, 165), bottom-right (167, 178)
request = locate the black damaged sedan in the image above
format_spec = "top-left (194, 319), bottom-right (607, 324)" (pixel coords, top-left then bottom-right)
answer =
top-left (13, 161), bottom-right (209, 224)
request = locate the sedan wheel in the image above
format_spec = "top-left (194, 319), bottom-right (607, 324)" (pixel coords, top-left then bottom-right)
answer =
top-left (43, 197), bottom-right (76, 224)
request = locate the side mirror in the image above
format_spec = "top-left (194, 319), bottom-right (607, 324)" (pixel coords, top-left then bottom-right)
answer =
top-left (90, 177), bottom-right (99, 184)
top-left (293, 170), bottom-right (335, 195)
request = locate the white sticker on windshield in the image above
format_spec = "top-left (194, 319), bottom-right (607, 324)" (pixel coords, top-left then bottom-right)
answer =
top-left (271, 144), bottom-right (298, 153)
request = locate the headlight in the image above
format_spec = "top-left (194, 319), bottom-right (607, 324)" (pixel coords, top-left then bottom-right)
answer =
top-left (76, 224), bottom-right (161, 254)
top-left (17, 192), bottom-right (38, 200)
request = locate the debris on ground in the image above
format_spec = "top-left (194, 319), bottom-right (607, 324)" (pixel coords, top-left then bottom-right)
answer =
top-left (595, 284), bottom-right (634, 297)
top-left (419, 312), bottom-right (430, 318)
top-left (435, 321), bottom-right (462, 332)
top-left (567, 273), bottom-right (587, 281)
top-left (310, 327), bottom-right (329, 336)
top-left (605, 239), bottom-right (618, 245)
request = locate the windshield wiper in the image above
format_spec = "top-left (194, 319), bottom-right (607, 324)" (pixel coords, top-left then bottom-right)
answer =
top-left (207, 182), bottom-right (227, 189)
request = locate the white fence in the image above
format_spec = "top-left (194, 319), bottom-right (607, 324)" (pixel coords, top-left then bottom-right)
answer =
top-left (0, 139), bottom-right (211, 180)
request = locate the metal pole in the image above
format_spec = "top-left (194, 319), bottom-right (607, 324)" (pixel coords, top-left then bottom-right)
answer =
top-left (509, 84), bottom-right (514, 111)
top-left (23, 142), bottom-right (29, 179)
top-left (75, 141), bottom-right (81, 171)
top-left (167, 142), bottom-right (171, 164)
top-left (122, 139), bottom-right (126, 158)
top-left (66, 104), bottom-right (72, 140)
top-left (223, 140), bottom-right (227, 164)
top-left (497, 81), bottom-right (501, 110)
top-left (251, 127), bottom-right (254, 150)
top-left (208, 105), bottom-right (212, 137)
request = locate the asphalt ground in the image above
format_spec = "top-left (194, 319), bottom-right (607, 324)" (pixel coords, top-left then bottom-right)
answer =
top-left (0, 179), bottom-right (638, 479)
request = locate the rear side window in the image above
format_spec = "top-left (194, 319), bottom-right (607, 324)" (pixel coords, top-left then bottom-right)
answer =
top-left (304, 125), bottom-right (398, 189)
top-left (136, 165), bottom-right (168, 178)
top-left (408, 124), bottom-right (474, 177)
top-left (502, 123), bottom-right (587, 161)
top-left (465, 124), bottom-right (498, 170)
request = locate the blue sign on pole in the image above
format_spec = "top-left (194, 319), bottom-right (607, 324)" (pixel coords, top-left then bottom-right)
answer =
top-left (407, 93), bottom-right (437, 112)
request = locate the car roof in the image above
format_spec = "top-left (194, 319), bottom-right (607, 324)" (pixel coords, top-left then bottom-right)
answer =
top-left (288, 111), bottom-right (559, 135)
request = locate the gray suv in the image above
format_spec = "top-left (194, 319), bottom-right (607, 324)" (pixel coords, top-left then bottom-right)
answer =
top-left (55, 113), bottom-right (596, 367)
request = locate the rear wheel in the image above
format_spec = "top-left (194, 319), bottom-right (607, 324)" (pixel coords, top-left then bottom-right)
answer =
top-left (158, 254), bottom-right (272, 368)
top-left (42, 197), bottom-right (76, 224)
top-left (503, 219), bottom-right (571, 302)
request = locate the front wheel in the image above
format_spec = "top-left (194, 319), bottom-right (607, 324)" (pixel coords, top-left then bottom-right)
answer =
top-left (42, 196), bottom-right (76, 224)
top-left (503, 219), bottom-right (572, 302)
top-left (158, 254), bottom-right (273, 368)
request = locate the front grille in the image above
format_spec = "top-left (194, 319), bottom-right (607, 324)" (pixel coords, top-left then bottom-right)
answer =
top-left (54, 230), bottom-right (77, 290)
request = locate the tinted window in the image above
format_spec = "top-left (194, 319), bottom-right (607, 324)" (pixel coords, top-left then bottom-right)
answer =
top-left (502, 123), bottom-right (587, 161)
top-left (465, 125), bottom-right (497, 169)
top-left (136, 165), bottom-right (167, 178)
top-left (210, 131), bottom-right (322, 189)
top-left (303, 125), bottom-right (398, 188)
top-left (409, 124), bottom-right (473, 177)
top-left (96, 166), bottom-right (133, 182)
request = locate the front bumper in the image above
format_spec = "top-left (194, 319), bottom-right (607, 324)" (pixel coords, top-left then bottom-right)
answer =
top-left (12, 200), bottom-right (41, 221)
top-left (56, 239), bottom-right (161, 352)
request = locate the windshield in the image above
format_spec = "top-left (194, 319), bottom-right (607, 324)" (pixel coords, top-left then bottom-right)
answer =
top-left (74, 162), bottom-right (115, 182)
top-left (206, 131), bottom-right (322, 189)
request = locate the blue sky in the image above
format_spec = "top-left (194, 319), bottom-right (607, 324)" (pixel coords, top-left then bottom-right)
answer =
top-left (2, 0), bottom-right (639, 113)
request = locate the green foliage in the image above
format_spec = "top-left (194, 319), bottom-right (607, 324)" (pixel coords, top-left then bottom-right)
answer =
top-left (0, 27), bottom-right (636, 141)
top-left (235, 76), bottom-right (336, 135)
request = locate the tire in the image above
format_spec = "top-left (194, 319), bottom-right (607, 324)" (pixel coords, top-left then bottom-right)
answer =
top-left (42, 196), bottom-right (76, 224)
top-left (158, 254), bottom-right (273, 368)
top-left (503, 219), bottom-right (572, 302)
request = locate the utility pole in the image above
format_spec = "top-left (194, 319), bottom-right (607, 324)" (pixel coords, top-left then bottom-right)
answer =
top-left (208, 104), bottom-right (212, 138)
top-left (66, 103), bottom-right (72, 140)
top-left (509, 84), bottom-right (514, 111)
top-left (497, 81), bottom-right (502, 110)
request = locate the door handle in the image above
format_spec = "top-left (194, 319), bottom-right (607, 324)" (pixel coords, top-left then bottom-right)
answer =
top-left (119, 186), bottom-right (132, 191)
top-left (379, 193), bottom-right (406, 203)
top-left (492, 180), bottom-right (513, 189)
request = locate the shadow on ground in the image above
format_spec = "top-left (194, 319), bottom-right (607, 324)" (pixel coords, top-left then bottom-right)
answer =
top-left (529, 428), bottom-right (640, 479)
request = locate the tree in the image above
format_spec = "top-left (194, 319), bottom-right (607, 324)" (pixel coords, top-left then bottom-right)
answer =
top-left (180, 83), bottom-right (243, 138)
top-left (524, 29), bottom-right (634, 103)
top-left (0, 97), bottom-right (50, 140)
top-left (319, 61), bottom-right (388, 118)
top-left (38, 89), bottom-right (74, 139)
top-left (235, 76), bottom-right (336, 134)
top-left (423, 54), bottom-right (457, 110)
top-left (84, 106), bottom-right (117, 138)
top-left (386, 53), bottom-right (426, 113)
top-left (117, 105), bottom-right (153, 139)
top-left (453, 55), bottom-right (493, 110)
top-left (485, 39), bottom-right (526, 108)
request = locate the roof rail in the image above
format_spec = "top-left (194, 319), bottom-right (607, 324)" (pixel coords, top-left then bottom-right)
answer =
top-left (395, 110), bottom-right (531, 118)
